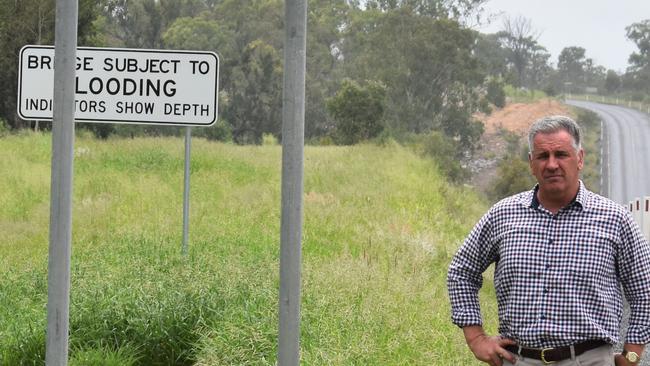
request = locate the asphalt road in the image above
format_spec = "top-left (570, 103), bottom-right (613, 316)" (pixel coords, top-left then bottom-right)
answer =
top-left (566, 100), bottom-right (650, 205)
top-left (566, 100), bottom-right (650, 363)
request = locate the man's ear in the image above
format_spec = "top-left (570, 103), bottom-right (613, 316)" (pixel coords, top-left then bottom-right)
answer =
top-left (577, 149), bottom-right (584, 171)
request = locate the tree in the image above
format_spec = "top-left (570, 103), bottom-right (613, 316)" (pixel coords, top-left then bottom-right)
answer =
top-left (163, 16), bottom-right (231, 52)
top-left (341, 6), bottom-right (484, 144)
top-left (486, 78), bottom-right (505, 108)
top-left (625, 19), bottom-right (650, 92)
top-left (526, 46), bottom-right (551, 90)
top-left (604, 70), bottom-right (621, 94)
top-left (474, 33), bottom-right (508, 78)
top-left (225, 40), bottom-right (283, 144)
top-left (557, 46), bottom-right (588, 90)
top-left (304, 0), bottom-right (350, 139)
top-left (365, 0), bottom-right (489, 23)
top-left (0, 0), bottom-right (99, 129)
top-left (489, 157), bottom-right (535, 201)
top-left (496, 16), bottom-right (541, 88)
top-left (327, 79), bottom-right (386, 145)
top-left (626, 19), bottom-right (650, 72)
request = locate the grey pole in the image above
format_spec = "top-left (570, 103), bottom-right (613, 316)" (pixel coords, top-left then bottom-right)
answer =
top-left (182, 127), bottom-right (191, 256)
top-left (46, 0), bottom-right (78, 365)
top-left (278, 1), bottom-right (307, 365)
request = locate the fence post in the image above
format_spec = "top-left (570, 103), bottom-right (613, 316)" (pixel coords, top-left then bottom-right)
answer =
top-left (632, 198), bottom-right (643, 230)
top-left (641, 196), bottom-right (650, 240)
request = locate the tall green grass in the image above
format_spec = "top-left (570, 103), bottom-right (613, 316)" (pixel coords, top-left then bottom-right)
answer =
top-left (0, 132), bottom-right (494, 365)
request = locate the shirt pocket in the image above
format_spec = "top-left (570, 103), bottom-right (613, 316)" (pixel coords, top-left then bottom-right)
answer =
top-left (564, 229), bottom-right (618, 303)
top-left (566, 229), bottom-right (617, 279)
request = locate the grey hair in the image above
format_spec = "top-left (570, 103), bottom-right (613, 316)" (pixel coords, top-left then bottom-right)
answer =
top-left (527, 115), bottom-right (582, 153)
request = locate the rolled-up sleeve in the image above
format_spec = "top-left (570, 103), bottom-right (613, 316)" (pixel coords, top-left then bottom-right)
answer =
top-left (618, 211), bottom-right (650, 344)
top-left (447, 211), bottom-right (498, 328)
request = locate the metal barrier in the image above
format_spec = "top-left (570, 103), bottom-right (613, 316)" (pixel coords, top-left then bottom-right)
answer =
top-left (629, 197), bottom-right (650, 240)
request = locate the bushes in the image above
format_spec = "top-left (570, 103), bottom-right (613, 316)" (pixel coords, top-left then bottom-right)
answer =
top-left (0, 117), bottom-right (9, 137)
top-left (327, 79), bottom-right (386, 145)
top-left (488, 157), bottom-right (535, 201)
top-left (411, 131), bottom-right (469, 182)
top-left (487, 131), bottom-right (535, 201)
top-left (486, 78), bottom-right (506, 108)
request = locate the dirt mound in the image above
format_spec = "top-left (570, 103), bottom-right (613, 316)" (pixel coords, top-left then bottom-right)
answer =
top-left (469, 99), bottom-right (574, 194)
top-left (479, 99), bottom-right (574, 136)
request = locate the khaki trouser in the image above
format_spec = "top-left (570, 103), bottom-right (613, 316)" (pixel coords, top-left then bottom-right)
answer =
top-left (503, 345), bottom-right (614, 366)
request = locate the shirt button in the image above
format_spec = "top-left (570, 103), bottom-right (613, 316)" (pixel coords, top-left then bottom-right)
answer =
top-left (549, 239), bottom-right (554, 244)
top-left (543, 288), bottom-right (549, 293)
top-left (540, 315), bottom-right (546, 320)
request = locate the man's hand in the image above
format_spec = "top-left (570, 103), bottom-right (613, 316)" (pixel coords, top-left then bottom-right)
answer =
top-left (467, 334), bottom-right (517, 366)
top-left (615, 344), bottom-right (644, 366)
top-left (615, 353), bottom-right (634, 366)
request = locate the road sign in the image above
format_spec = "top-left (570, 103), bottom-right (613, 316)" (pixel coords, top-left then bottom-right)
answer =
top-left (18, 45), bottom-right (219, 126)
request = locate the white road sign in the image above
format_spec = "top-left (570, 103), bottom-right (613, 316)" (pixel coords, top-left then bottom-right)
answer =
top-left (18, 45), bottom-right (219, 126)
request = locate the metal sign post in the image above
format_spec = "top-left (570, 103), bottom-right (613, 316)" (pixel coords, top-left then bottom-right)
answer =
top-left (46, 0), bottom-right (78, 364)
top-left (278, 1), bottom-right (307, 365)
top-left (182, 127), bottom-right (192, 256)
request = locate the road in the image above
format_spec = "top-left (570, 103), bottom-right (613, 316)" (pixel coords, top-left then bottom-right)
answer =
top-left (567, 100), bottom-right (650, 362)
top-left (566, 100), bottom-right (650, 205)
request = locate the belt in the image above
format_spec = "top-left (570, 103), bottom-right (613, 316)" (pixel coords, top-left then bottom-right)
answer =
top-left (505, 340), bottom-right (607, 364)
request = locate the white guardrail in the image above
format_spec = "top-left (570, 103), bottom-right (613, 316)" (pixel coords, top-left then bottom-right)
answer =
top-left (629, 197), bottom-right (650, 240)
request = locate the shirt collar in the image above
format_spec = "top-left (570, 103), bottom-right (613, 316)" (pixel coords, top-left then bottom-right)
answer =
top-left (526, 180), bottom-right (588, 211)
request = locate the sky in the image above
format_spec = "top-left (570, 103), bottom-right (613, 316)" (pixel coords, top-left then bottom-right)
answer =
top-left (474, 0), bottom-right (650, 73)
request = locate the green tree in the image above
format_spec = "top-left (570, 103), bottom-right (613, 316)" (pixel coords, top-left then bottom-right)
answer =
top-left (626, 19), bottom-right (650, 72)
top-left (488, 157), bottom-right (535, 201)
top-left (604, 70), bottom-right (621, 94)
top-left (327, 79), bottom-right (386, 145)
top-left (225, 40), bottom-right (283, 144)
top-left (625, 19), bottom-right (650, 92)
top-left (557, 46), bottom-right (590, 91)
top-left (163, 16), bottom-right (232, 52)
top-left (0, 0), bottom-right (99, 129)
top-left (341, 6), bottom-right (484, 144)
top-left (496, 16), bottom-right (542, 88)
top-left (486, 78), bottom-right (506, 108)
top-left (304, 0), bottom-right (350, 139)
top-left (526, 46), bottom-right (551, 91)
top-left (474, 33), bottom-right (508, 78)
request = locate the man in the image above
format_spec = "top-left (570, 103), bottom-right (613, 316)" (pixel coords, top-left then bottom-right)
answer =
top-left (447, 115), bottom-right (650, 365)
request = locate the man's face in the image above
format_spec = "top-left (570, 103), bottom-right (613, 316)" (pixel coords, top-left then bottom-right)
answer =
top-left (528, 129), bottom-right (584, 196)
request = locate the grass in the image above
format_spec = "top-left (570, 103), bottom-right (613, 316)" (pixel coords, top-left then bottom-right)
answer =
top-left (0, 132), bottom-right (495, 365)
top-left (504, 85), bottom-right (548, 104)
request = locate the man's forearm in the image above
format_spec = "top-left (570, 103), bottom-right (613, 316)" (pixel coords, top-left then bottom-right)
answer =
top-left (463, 325), bottom-right (486, 347)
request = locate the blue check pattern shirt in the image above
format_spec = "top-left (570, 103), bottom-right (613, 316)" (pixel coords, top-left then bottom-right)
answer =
top-left (447, 182), bottom-right (650, 348)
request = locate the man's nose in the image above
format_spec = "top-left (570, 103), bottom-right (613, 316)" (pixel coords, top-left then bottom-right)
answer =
top-left (547, 155), bottom-right (559, 169)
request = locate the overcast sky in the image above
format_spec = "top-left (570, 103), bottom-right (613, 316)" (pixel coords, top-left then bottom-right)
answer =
top-left (474, 0), bottom-right (650, 73)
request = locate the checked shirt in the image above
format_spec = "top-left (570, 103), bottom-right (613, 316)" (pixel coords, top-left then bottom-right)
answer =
top-left (447, 181), bottom-right (650, 348)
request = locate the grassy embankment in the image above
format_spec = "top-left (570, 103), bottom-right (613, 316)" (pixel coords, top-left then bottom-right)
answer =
top-left (0, 132), bottom-right (496, 365)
